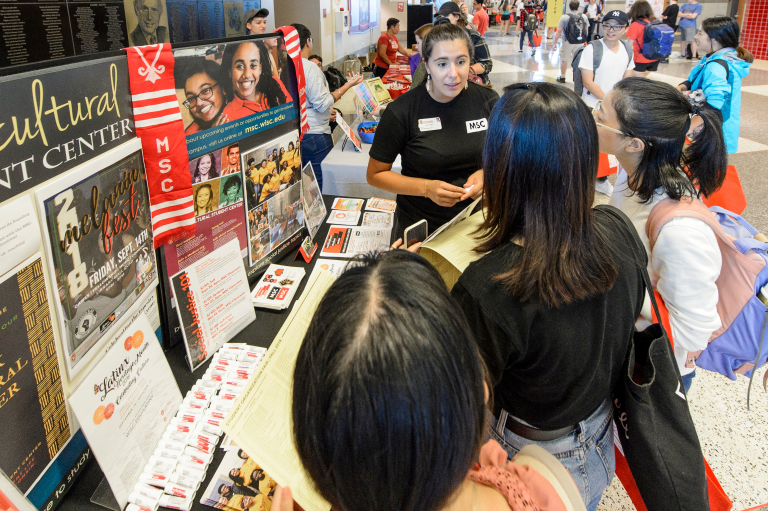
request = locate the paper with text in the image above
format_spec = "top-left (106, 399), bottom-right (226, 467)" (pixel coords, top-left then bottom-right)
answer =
top-left (222, 270), bottom-right (337, 511)
top-left (420, 209), bottom-right (486, 290)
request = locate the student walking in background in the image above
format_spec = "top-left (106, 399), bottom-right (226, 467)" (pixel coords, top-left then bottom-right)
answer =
top-left (473, 0), bottom-right (490, 35)
top-left (660, 0), bottom-right (679, 62)
top-left (626, 0), bottom-right (660, 77)
top-left (551, 0), bottom-right (589, 83)
top-left (677, 16), bottom-right (753, 154)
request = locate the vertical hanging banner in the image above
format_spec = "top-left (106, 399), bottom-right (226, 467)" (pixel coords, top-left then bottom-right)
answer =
top-left (276, 26), bottom-right (309, 139)
top-left (126, 43), bottom-right (197, 247)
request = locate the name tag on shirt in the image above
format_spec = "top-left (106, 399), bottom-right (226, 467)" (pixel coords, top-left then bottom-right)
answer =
top-left (466, 118), bottom-right (488, 133)
top-left (419, 117), bottom-right (442, 132)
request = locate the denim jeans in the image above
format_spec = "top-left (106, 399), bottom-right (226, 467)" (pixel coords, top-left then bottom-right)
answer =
top-left (301, 132), bottom-right (334, 193)
top-left (682, 368), bottom-right (696, 393)
top-left (520, 30), bottom-right (534, 51)
top-left (488, 399), bottom-right (615, 511)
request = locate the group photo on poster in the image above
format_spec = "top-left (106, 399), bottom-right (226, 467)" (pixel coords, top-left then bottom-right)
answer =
top-left (173, 38), bottom-right (296, 156)
top-left (35, 140), bottom-right (158, 378)
top-left (200, 448), bottom-right (277, 510)
top-left (239, 131), bottom-right (304, 266)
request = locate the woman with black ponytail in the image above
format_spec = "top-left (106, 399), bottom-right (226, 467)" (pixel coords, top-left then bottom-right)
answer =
top-left (220, 40), bottom-right (293, 122)
top-left (598, 77), bottom-right (727, 392)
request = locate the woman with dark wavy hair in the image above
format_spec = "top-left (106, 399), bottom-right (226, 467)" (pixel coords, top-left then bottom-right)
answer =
top-left (220, 41), bottom-right (293, 122)
top-left (451, 82), bottom-right (647, 511)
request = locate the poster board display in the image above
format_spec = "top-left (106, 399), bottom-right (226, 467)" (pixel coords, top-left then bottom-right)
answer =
top-left (349, 0), bottom-right (379, 34)
top-left (300, 163), bottom-right (326, 240)
top-left (0, 56), bottom-right (135, 203)
top-left (335, 114), bottom-right (362, 152)
top-left (171, 239), bottom-right (256, 370)
top-left (35, 139), bottom-right (158, 379)
top-left (0, 254), bottom-right (71, 494)
top-left (68, 311), bottom-right (183, 509)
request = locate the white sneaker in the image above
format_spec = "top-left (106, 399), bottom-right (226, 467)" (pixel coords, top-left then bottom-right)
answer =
top-left (595, 179), bottom-right (614, 196)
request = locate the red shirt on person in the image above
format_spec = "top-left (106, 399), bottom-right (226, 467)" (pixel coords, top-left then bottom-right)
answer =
top-left (626, 20), bottom-right (657, 63)
top-left (221, 77), bottom-right (293, 122)
top-left (373, 33), bottom-right (400, 70)
top-left (474, 8), bottom-right (489, 35)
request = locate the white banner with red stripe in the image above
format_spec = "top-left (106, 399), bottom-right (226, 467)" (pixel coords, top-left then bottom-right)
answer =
top-left (276, 26), bottom-right (310, 138)
top-left (126, 43), bottom-right (197, 247)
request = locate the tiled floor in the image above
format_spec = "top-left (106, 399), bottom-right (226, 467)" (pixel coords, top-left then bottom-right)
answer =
top-left (480, 30), bottom-right (768, 510)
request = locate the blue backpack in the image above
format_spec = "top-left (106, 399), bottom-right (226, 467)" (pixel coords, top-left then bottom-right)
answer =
top-left (639, 20), bottom-right (675, 60)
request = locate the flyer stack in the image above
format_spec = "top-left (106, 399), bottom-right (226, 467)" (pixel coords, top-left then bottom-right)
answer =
top-left (125, 344), bottom-right (266, 511)
top-left (251, 264), bottom-right (307, 310)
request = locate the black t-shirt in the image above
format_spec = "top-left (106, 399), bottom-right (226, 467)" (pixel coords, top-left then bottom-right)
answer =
top-left (662, 4), bottom-right (679, 27)
top-left (451, 207), bottom-right (647, 429)
top-left (369, 82), bottom-right (499, 232)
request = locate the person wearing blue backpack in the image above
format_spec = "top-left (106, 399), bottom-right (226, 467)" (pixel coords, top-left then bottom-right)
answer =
top-left (626, 1), bottom-right (659, 77)
top-left (597, 77), bottom-right (728, 392)
top-left (677, 16), bottom-right (753, 154)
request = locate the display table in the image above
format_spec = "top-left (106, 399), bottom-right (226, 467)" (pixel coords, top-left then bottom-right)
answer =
top-left (321, 135), bottom-right (401, 200)
top-left (57, 195), bottom-right (351, 511)
top-left (382, 58), bottom-right (412, 99)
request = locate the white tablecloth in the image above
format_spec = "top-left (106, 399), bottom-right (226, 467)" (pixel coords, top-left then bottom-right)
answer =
top-left (320, 134), bottom-right (401, 200)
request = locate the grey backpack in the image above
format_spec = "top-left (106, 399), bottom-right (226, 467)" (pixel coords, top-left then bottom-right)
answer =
top-left (571, 40), bottom-right (633, 96)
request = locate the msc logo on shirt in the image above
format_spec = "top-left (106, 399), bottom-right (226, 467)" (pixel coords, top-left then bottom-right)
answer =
top-left (466, 118), bottom-right (488, 133)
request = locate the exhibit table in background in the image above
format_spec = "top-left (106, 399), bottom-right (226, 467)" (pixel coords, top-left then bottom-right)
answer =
top-left (382, 57), bottom-right (412, 99)
top-left (321, 134), bottom-right (401, 199)
top-left (57, 195), bottom-right (365, 511)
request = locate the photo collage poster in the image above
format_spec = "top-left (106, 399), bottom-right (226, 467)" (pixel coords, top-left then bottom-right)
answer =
top-left (300, 163), bottom-right (326, 240)
top-left (240, 132), bottom-right (305, 266)
top-left (35, 140), bottom-right (158, 379)
top-left (200, 448), bottom-right (277, 510)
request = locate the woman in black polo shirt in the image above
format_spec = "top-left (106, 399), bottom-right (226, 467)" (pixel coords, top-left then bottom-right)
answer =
top-left (451, 83), bottom-right (646, 511)
top-left (367, 23), bottom-right (498, 238)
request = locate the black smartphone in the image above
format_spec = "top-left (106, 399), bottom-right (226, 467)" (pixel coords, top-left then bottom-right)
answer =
top-left (404, 219), bottom-right (428, 248)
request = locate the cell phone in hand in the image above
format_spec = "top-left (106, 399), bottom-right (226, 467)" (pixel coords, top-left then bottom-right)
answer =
top-left (404, 219), bottom-right (428, 249)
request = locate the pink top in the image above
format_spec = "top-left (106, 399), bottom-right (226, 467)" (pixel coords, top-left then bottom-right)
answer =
top-left (466, 440), bottom-right (567, 511)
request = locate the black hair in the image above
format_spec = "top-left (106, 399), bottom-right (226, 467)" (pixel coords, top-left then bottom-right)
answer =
top-left (227, 144), bottom-right (238, 155)
top-left (293, 251), bottom-right (487, 511)
top-left (308, 54), bottom-right (323, 63)
top-left (478, 82), bottom-right (617, 307)
top-left (568, 0), bottom-right (580, 10)
top-left (291, 23), bottom-right (311, 50)
top-left (193, 152), bottom-right (219, 180)
top-left (174, 57), bottom-right (223, 90)
top-left (474, 0), bottom-right (485, 4)
top-left (701, 16), bottom-right (754, 63)
top-left (422, 22), bottom-right (474, 63)
top-left (223, 175), bottom-right (241, 194)
top-left (247, 157), bottom-right (255, 166)
top-left (386, 17), bottom-right (400, 29)
top-left (611, 77), bottom-right (727, 202)
top-left (260, 159), bottom-right (267, 166)
top-left (221, 41), bottom-right (288, 107)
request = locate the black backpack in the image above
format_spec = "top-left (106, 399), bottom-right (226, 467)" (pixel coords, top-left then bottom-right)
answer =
top-left (324, 67), bottom-right (346, 92)
top-left (564, 13), bottom-right (588, 44)
top-left (571, 40), bottom-right (633, 96)
top-left (525, 12), bottom-right (538, 31)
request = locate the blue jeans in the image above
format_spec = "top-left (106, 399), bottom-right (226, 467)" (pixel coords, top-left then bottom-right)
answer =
top-left (301, 132), bottom-right (334, 193)
top-left (488, 399), bottom-right (615, 511)
top-left (520, 30), bottom-right (534, 51)
top-left (682, 369), bottom-right (696, 393)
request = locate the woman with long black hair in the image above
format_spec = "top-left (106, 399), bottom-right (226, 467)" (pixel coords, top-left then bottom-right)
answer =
top-left (451, 82), bottom-right (647, 511)
top-left (220, 41), bottom-right (293, 122)
top-left (600, 77), bottom-right (727, 391)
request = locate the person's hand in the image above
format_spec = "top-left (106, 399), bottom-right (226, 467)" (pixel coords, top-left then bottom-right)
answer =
top-left (346, 72), bottom-right (364, 88)
top-left (390, 238), bottom-right (422, 253)
top-left (214, 113), bottom-right (229, 126)
top-left (330, 109), bottom-right (337, 122)
top-left (461, 170), bottom-right (484, 201)
top-left (425, 180), bottom-right (465, 207)
top-left (272, 486), bottom-right (304, 511)
top-left (676, 84), bottom-right (687, 92)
